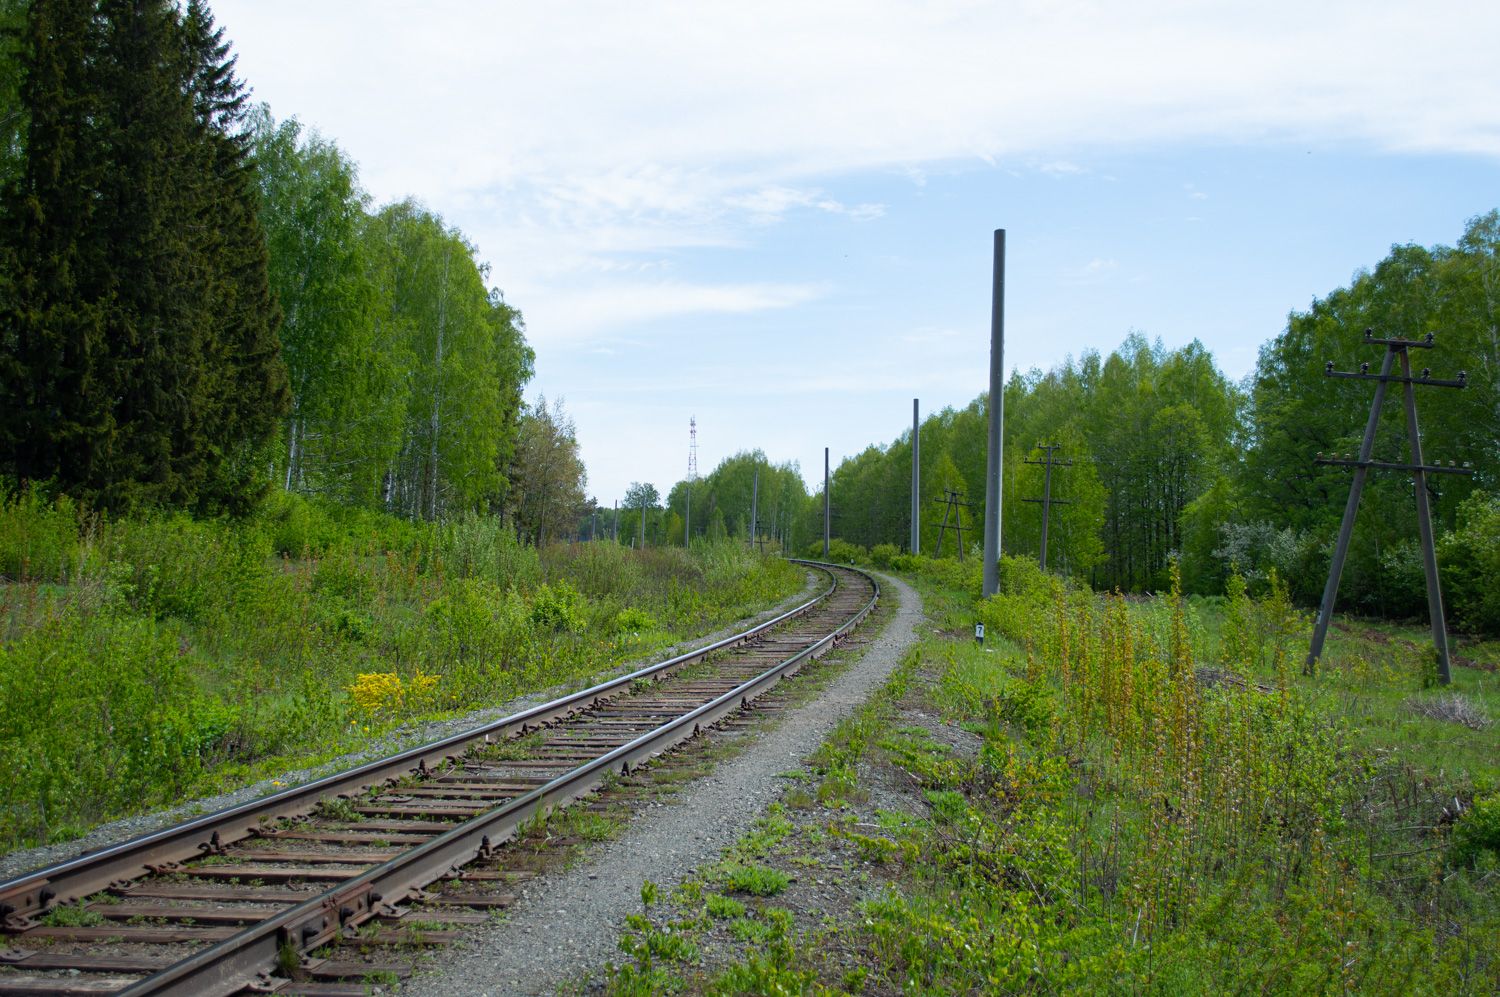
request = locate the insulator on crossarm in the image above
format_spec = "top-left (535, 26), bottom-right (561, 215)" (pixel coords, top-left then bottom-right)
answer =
top-left (1422, 368), bottom-right (1431, 378)
top-left (1360, 362), bottom-right (1369, 373)
top-left (1325, 361), bottom-right (1334, 374)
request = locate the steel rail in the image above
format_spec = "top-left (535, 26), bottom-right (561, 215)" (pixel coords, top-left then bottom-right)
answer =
top-left (110, 561), bottom-right (877, 997)
top-left (0, 569), bottom-right (840, 925)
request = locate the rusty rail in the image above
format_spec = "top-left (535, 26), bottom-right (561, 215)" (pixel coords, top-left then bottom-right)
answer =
top-left (0, 562), bottom-right (878, 996)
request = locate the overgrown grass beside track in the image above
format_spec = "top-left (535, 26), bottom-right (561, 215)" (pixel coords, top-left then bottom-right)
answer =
top-left (0, 487), bottom-right (801, 853)
top-left (612, 555), bottom-right (1499, 995)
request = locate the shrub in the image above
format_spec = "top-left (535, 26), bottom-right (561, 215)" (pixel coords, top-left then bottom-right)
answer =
top-left (869, 543), bottom-right (899, 569)
top-left (0, 613), bottom-right (225, 845)
top-left (530, 580), bottom-right (587, 633)
top-left (723, 862), bottom-right (790, 896)
top-left (611, 606), bottom-right (659, 634)
top-left (0, 485), bottom-right (84, 583)
top-left (1448, 793), bottom-right (1500, 867)
top-left (1440, 491), bottom-right (1500, 635)
top-left (704, 893), bottom-right (745, 919)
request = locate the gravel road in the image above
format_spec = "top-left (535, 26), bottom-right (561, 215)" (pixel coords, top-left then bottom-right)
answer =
top-left (404, 571), bottom-right (923, 997)
top-left (0, 576), bottom-right (821, 882)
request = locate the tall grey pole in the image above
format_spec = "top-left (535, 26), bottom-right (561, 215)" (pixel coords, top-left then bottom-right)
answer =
top-left (612, 500), bottom-right (618, 542)
top-left (685, 485), bottom-right (691, 548)
top-left (981, 229), bottom-right (1006, 597)
top-left (911, 399), bottom-right (921, 555)
top-left (1306, 347), bottom-right (1395, 671)
top-left (823, 447), bottom-right (830, 559)
top-left (1038, 445), bottom-right (1055, 571)
top-left (750, 468), bottom-right (759, 550)
top-left (1399, 348), bottom-right (1452, 685)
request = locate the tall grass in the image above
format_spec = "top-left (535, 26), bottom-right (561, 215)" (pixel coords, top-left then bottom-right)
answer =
top-left (0, 488), bottom-right (800, 851)
top-left (850, 556), bottom-right (1499, 994)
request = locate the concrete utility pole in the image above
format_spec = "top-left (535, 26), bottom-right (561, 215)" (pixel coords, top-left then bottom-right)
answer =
top-left (612, 500), bottom-right (618, 542)
top-left (1306, 330), bottom-right (1471, 682)
top-left (1022, 444), bottom-right (1072, 571)
top-left (823, 447), bottom-right (830, 559)
top-left (982, 229), bottom-right (1006, 598)
top-left (911, 399), bottom-right (920, 555)
top-left (750, 469), bottom-right (759, 550)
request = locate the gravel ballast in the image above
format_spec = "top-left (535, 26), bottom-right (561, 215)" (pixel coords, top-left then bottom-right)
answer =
top-left (404, 572), bottom-right (924, 997)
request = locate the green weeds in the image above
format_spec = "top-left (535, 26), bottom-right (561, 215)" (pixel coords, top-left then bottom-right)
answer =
top-left (0, 488), bottom-right (801, 851)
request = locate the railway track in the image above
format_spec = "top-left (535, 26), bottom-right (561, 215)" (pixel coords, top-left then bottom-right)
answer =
top-left (0, 561), bottom-right (878, 997)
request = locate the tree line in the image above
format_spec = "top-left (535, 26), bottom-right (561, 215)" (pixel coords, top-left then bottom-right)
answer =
top-left (0, 0), bottom-right (583, 526)
top-left (805, 213), bottom-right (1500, 629)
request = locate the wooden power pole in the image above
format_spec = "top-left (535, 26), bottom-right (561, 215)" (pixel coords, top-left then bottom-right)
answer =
top-left (1306, 330), bottom-right (1472, 682)
top-left (1022, 443), bottom-right (1071, 572)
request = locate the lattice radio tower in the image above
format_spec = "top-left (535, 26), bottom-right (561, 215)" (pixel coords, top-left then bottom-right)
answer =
top-left (688, 416), bottom-right (699, 481)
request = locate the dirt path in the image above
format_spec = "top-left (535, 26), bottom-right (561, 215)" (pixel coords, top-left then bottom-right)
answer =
top-left (405, 572), bottom-right (924, 997)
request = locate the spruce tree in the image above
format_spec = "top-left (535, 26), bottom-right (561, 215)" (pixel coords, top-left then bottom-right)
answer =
top-left (0, 0), bottom-right (110, 489)
top-left (0, 0), bottom-right (287, 514)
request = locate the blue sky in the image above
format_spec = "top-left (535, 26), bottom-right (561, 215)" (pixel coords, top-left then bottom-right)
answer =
top-left (214, 0), bottom-right (1500, 503)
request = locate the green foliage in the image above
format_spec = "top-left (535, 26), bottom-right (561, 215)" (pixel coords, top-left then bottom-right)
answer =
top-left (723, 862), bottom-right (791, 897)
top-left (611, 606), bottom-right (659, 634)
top-left (529, 580), bottom-right (586, 633)
top-left (704, 892), bottom-right (745, 920)
top-left (668, 450), bottom-right (807, 550)
top-left (836, 572), bottom-right (1500, 994)
top-left (0, 0), bottom-right (290, 515)
top-left (251, 105), bottom-right (535, 519)
top-left (40, 900), bottom-right (105, 928)
top-left (868, 542), bottom-right (898, 569)
top-left (1449, 794), bottom-right (1500, 867)
top-left (0, 490), bottom-right (802, 848)
top-left (0, 485), bottom-right (82, 582)
top-left (1439, 491), bottom-right (1500, 633)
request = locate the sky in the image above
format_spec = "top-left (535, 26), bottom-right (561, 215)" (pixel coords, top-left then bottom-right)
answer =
top-left (213, 0), bottom-right (1500, 504)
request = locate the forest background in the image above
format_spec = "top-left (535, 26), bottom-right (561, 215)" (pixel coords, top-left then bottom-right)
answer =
top-left (1, 0), bottom-right (1498, 633)
top-left (0, 0), bottom-right (1498, 853)
top-left (792, 216), bottom-right (1500, 637)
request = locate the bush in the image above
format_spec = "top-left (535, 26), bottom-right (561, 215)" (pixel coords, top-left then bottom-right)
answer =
top-left (1448, 793), bottom-right (1500, 867)
top-left (0, 485), bottom-right (84, 583)
top-left (869, 543), bottom-right (899, 569)
top-left (0, 613), bottom-right (225, 845)
top-left (723, 862), bottom-right (790, 896)
top-left (610, 606), bottom-right (658, 634)
top-left (530, 580), bottom-right (587, 633)
top-left (1440, 491), bottom-right (1500, 635)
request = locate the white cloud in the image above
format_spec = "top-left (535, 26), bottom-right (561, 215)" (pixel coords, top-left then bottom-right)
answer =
top-left (205, 0), bottom-right (1500, 496)
top-left (216, 0), bottom-right (1500, 316)
top-left (532, 280), bottom-right (828, 343)
top-left (1064, 259), bottom-right (1119, 283)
